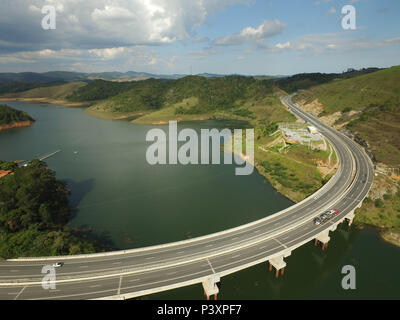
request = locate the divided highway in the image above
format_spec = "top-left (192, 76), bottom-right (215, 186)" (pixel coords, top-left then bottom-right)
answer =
top-left (0, 95), bottom-right (374, 300)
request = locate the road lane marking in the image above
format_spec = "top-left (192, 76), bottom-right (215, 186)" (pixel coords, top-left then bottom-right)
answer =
top-left (273, 238), bottom-right (288, 249)
top-left (117, 275), bottom-right (122, 296)
top-left (14, 286), bottom-right (26, 300)
top-left (206, 258), bottom-right (216, 274)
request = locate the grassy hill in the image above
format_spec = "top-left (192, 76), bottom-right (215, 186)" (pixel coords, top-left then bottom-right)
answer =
top-left (275, 68), bottom-right (381, 93)
top-left (294, 66), bottom-right (400, 165)
top-left (296, 66), bottom-right (399, 115)
top-left (0, 81), bottom-right (69, 96)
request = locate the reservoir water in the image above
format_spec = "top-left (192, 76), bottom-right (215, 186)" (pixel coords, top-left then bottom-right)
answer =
top-left (1, 101), bottom-right (399, 299)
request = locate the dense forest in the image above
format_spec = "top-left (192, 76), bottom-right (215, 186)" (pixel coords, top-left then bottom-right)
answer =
top-left (0, 104), bottom-right (34, 126)
top-left (0, 160), bottom-right (112, 258)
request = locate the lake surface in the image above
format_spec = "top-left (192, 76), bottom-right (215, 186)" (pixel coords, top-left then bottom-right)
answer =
top-left (1, 101), bottom-right (399, 299)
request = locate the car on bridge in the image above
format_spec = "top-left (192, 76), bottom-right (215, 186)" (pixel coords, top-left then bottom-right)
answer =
top-left (313, 209), bottom-right (339, 226)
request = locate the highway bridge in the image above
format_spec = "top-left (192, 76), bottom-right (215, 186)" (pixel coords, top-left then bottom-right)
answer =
top-left (0, 95), bottom-right (374, 300)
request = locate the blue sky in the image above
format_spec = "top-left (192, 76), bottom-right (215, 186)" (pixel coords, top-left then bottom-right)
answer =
top-left (0, 0), bottom-right (399, 75)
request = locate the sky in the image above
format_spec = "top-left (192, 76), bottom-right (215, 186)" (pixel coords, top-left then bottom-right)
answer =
top-left (0, 0), bottom-right (399, 75)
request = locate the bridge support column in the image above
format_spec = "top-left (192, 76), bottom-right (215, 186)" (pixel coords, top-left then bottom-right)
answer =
top-left (202, 275), bottom-right (220, 300)
top-left (346, 211), bottom-right (355, 226)
top-left (316, 230), bottom-right (330, 251)
top-left (268, 255), bottom-right (287, 279)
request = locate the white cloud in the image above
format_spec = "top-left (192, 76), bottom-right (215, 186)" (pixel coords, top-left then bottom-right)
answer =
top-left (275, 41), bottom-right (291, 50)
top-left (0, 0), bottom-right (250, 53)
top-left (89, 47), bottom-right (126, 60)
top-left (0, 46), bottom-right (168, 72)
top-left (91, 5), bottom-right (136, 21)
top-left (214, 20), bottom-right (286, 46)
top-left (290, 33), bottom-right (400, 54)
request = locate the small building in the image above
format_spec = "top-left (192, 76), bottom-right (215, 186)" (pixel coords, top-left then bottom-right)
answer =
top-left (307, 126), bottom-right (318, 134)
top-left (0, 170), bottom-right (12, 179)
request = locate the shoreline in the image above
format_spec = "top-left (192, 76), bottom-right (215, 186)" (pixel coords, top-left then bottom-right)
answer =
top-left (0, 120), bottom-right (35, 131)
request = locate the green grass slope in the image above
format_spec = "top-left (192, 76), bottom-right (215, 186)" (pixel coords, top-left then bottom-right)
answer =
top-left (300, 66), bottom-right (400, 115)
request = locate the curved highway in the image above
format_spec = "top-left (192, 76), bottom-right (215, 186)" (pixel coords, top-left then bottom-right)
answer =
top-left (0, 95), bottom-right (374, 300)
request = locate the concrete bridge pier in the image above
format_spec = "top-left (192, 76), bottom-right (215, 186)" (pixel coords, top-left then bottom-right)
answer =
top-left (316, 230), bottom-right (331, 251)
top-left (269, 255), bottom-right (288, 279)
top-left (345, 211), bottom-right (356, 226)
top-left (202, 275), bottom-right (220, 300)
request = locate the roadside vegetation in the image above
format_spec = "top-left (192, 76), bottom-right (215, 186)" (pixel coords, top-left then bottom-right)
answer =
top-left (292, 66), bottom-right (400, 246)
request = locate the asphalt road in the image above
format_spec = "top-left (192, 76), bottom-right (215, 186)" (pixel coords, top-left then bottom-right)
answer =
top-left (0, 95), bottom-right (374, 300)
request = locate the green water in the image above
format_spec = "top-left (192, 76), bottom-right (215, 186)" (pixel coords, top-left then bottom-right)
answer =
top-left (1, 101), bottom-right (399, 299)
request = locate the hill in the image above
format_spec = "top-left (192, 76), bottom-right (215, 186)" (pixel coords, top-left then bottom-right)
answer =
top-left (3, 82), bottom-right (87, 100)
top-left (83, 76), bottom-right (275, 120)
top-left (294, 66), bottom-right (400, 165)
top-left (0, 81), bottom-right (69, 96)
top-left (0, 82), bottom-right (88, 106)
top-left (0, 71), bottom-right (282, 85)
top-left (275, 68), bottom-right (381, 93)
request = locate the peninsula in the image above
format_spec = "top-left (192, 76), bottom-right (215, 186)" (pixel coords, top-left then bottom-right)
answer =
top-left (0, 104), bottom-right (35, 131)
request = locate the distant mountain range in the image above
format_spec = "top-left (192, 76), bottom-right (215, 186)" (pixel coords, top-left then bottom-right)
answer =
top-left (0, 71), bottom-right (286, 83)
